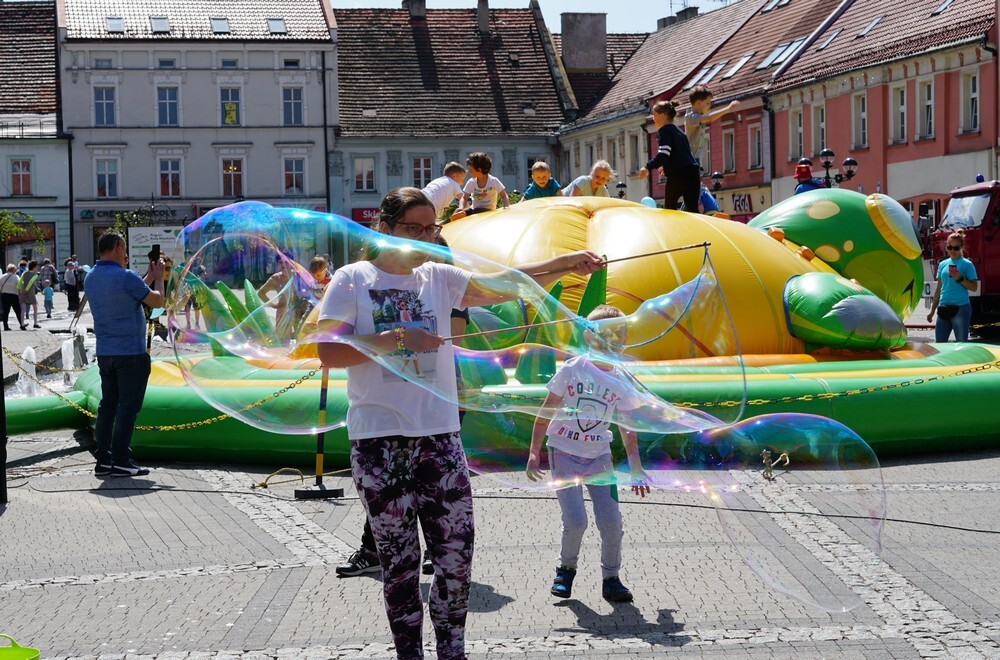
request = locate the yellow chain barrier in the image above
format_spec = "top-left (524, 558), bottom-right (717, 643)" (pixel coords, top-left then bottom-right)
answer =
top-left (2, 345), bottom-right (90, 373)
top-left (4, 349), bottom-right (317, 432)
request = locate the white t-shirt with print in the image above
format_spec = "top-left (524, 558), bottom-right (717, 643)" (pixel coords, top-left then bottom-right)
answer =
top-left (543, 355), bottom-right (640, 458)
top-left (463, 174), bottom-right (506, 210)
top-left (421, 176), bottom-right (464, 218)
top-left (318, 260), bottom-right (472, 440)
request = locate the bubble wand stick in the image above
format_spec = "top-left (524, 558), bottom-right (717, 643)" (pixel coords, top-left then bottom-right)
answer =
top-left (444, 242), bottom-right (710, 342)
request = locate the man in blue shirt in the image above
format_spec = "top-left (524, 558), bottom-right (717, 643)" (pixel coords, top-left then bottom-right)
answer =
top-left (85, 231), bottom-right (164, 477)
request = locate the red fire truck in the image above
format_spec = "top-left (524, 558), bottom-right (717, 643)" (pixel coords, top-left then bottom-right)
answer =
top-left (926, 179), bottom-right (1000, 334)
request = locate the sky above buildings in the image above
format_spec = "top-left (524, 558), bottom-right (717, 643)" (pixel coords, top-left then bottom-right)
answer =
top-left (332, 1), bottom-right (730, 34)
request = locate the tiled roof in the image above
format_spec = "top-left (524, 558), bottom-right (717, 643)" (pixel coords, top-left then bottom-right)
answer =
top-left (62, 0), bottom-right (334, 41)
top-left (684, 0), bottom-right (844, 104)
top-left (552, 32), bottom-right (648, 111)
top-left (576, 0), bottom-right (764, 124)
top-left (0, 1), bottom-right (57, 115)
top-left (773, 0), bottom-right (996, 91)
top-left (335, 8), bottom-right (567, 138)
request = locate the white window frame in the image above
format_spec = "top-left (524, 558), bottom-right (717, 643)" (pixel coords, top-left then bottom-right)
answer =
top-left (10, 158), bottom-right (32, 196)
top-left (221, 157), bottom-right (245, 198)
top-left (812, 102), bottom-right (826, 155)
top-left (412, 156), bottom-right (433, 189)
top-left (962, 71), bottom-right (980, 133)
top-left (95, 157), bottom-right (120, 198)
top-left (629, 133), bottom-right (640, 173)
top-left (220, 86), bottom-right (242, 127)
top-left (281, 86), bottom-right (304, 127)
top-left (748, 124), bottom-right (762, 169)
top-left (852, 92), bottom-right (868, 149)
top-left (157, 86), bottom-right (179, 127)
top-left (789, 108), bottom-right (804, 160)
top-left (722, 128), bottom-right (736, 173)
top-left (890, 84), bottom-right (906, 144)
top-left (158, 158), bottom-right (182, 198)
top-left (605, 138), bottom-right (617, 171)
top-left (917, 79), bottom-right (934, 139)
top-left (282, 157), bottom-right (306, 196)
top-left (94, 86), bottom-right (116, 127)
top-left (354, 156), bottom-right (376, 192)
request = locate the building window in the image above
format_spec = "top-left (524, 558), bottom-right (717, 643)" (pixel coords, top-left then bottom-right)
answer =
top-left (94, 87), bottom-right (116, 127)
top-left (629, 134), bottom-right (640, 172)
top-left (748, 124), bottom-right (762, 169)
top-left (412, 157), bottom-right (432, 188)
top-left (283, 158), bottom-right (304, 195)
top-left (158, 58), bottom-right (175, 69)
top-left (220, 87), bottom-right (240, 126)
top-left (268, 18), bottom-right (287, 34)
top-left (106, 17), bottom-right (124, 33)
top-left (918, 80), bottom-right (934, 138)
top-left (222, 159), bottom-right (243, 197)
top-left (211, 18), bottom-right (230, 34)
top-left (891, 85), bottom-right (906, 143)
top-left (157, 87), bottom-right (178, 127)
top-left (962, 72), bottom-right (979, 133)
top-left (94, 58), bottom-right (112, 69)
top-left (722, 129), bottom-right (735, 173)
top-left (150, 16), bottom-right (170, 33)
top-left (605, 138), bottom-right (617, 170)
top-left (587, 143), bottom-right (595, 166)
top-left (220, 58), bottom-right (238, 69)
top-left (10, 159), bottom-right (31, 196)
top-left (354, 157), bottom-right (375, 191)
top-left (159, 158), bottom-right (181, 197)
top-left (812, 103), bottom-right (826, 154)
top-left (852, 93), bottom-right (868, 148)
top-left (283, 59), bottom-right (300, 69)
top-left (96, 159), bottom-right (118, 198)
top-left (790, 108), bottom-right (803, 160)
top-left (282, 87), bottom-right (303, 126)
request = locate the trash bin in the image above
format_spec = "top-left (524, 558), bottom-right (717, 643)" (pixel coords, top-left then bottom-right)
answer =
top-left (0, 635), bottom-right (39, 660)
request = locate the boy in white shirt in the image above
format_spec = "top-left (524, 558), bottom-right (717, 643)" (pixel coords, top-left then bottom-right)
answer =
top-left (421, 162), bottom-right (467, 219)
top-left (526, 305), bottom-right (650, 603)
top-left (453, 152), bottom-right (509, 219)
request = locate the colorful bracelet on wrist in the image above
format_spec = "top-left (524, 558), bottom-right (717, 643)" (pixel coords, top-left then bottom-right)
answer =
top-left (393, 326), bottom-right (406, 352)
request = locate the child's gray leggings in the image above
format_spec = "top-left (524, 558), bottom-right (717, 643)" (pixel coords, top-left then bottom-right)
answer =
top-left (549, 448), bottom-right (624, 578)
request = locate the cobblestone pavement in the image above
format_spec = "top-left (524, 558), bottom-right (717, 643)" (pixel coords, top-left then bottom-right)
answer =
top-left (4, 433), bottom-right (1000, 659)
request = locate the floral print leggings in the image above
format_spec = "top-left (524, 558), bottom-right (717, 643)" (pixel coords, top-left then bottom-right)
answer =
top-left (351, 432), bottom-right (475, 660)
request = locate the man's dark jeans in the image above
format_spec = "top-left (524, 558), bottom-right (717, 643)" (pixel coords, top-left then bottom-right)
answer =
top-left (94, 353), bottom-right (151, 466)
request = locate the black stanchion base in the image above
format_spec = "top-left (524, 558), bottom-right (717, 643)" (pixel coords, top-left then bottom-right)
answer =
top-left (294, 484), bottom-right (345, 500)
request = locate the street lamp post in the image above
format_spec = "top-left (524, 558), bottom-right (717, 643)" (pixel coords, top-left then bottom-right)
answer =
top-left (818, 149), bottom-right (859, 188)
top-left (710, 171), bottom-right (724, 191)
top-left (616, 181), bottom-right (627, 199)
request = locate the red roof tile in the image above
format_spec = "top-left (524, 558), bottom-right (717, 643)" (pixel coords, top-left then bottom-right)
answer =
top-left (62, 0), bottom-right (334, 41)
top-left (335, 8), bottom-right (567, 138)
top-left (684, 0), bottom-right (845, 104)
top-left (0, 1), bottom-right (57, 115)
top-left (773, 0), bottom-right (996, 91)
top-left (576, 0), bottom-right (764, 123)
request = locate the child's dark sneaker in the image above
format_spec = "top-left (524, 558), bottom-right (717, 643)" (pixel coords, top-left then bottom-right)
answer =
top-left (602, 576), bottom-right (633, 603)
top-left (94, 463), bottom-right (113, 477)
top-left (335, 550), bottom-right (380, 577)
top-left (550, 565), bottom-right (576, 598)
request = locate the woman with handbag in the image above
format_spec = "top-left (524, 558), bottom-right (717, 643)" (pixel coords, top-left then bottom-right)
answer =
top-left (927, 230), bottom-right (979, 342)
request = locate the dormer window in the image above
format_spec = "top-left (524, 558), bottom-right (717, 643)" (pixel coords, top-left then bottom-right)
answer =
top-left (106, 17), bottom-right (124, 33)
top-left (150, 17), bottom-right (170, 34)
top-left (211, 17), bottom-right (230, 34)
top-left (268, 18), bottom-right (287, 34)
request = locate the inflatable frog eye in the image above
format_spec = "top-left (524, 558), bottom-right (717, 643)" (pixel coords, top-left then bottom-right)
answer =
top-left (866, 194), bottom-right (922, 260)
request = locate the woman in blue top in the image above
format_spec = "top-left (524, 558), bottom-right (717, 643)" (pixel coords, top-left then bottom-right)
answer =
top-left (927, 230), bottom-right (979, 342)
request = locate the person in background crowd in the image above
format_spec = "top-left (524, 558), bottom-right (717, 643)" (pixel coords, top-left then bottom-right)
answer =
top-left (0, 264), bottom-right (25, 331)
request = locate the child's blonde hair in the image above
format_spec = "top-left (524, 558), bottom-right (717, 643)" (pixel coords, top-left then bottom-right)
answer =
top-left (531, 161), bottom-right (551, 173)
top-left (587, 304), bottom-right (624, 322)
top-left (590, 160), bottom-right (617, 179)
top-left (443, 161), bottom-right (465, 177)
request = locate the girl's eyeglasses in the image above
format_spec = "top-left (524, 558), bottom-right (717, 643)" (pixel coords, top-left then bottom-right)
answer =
top-left (393, 222), bottom-right (442, 239)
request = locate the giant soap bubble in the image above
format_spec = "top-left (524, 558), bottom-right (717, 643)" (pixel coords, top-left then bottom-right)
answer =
top-left (165, 200), bottom-right (884, 612)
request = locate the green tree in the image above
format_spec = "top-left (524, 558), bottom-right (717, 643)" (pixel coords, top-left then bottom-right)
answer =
top-left (0, 209), bottom-right (45, 261)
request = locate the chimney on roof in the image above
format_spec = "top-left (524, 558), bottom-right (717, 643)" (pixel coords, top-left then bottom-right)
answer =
top-left (477, 0), bottom-right (489, 34)
top-left (402, 0), bottom-right (426, 20)
top-left (676, 6), bottom-right (699, 22)
top-left (561, 13), bottom-right (607, 74)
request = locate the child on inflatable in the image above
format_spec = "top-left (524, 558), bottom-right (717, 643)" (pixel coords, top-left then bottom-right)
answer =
top-left (638, 100), bottom-right (700, 210)
top-left (563, 160), bottom-right (613, 197)
top-left (452, 152), bottom-right (509, 220)
top-left (519, 161), bottom-right (562, 201)
top-left (421, 161), bottom-right (467, 219)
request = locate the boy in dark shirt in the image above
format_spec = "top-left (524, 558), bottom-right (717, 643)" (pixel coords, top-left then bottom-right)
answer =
top-left (638, 100), bottom-right (701, 211)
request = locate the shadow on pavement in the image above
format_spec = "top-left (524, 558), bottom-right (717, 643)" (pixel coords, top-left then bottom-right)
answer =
top-left (553, 599), bottom-right (689, 647)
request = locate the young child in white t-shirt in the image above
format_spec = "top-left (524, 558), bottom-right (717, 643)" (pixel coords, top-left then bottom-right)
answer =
top-left (421, 162), bottom-right (467, 219)
top-left (526, 304), bottom-right (650, 604)
top-left (453, 151), bottom-right (509, 219)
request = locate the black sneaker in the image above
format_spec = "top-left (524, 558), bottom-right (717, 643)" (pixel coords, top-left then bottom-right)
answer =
top-left (602, 576), bottom-right (633, 603)
top-left (335, 550), bottom-right (380, 577)
top-left (94, 463), bottom-right (113, 477)
top-left (550, 565), bottom-right (576, 598)
top-left (111, 463), bottom-right (150, 477)
top-left (422, 552), bottom-right (433, 575)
